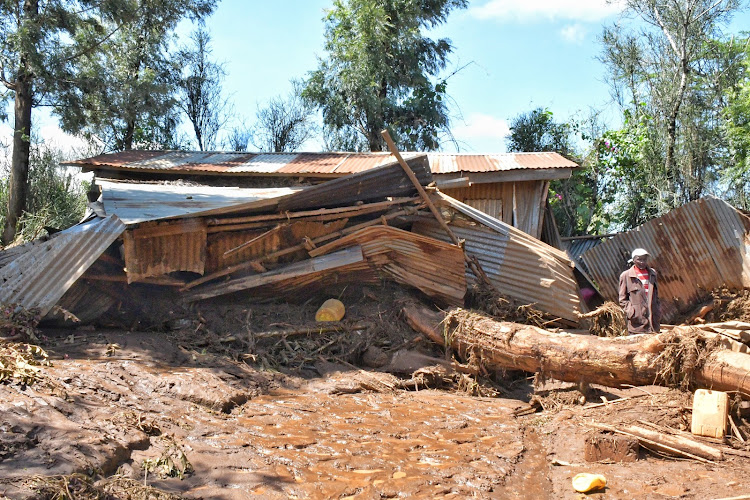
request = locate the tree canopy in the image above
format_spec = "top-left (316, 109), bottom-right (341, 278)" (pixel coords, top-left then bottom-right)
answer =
top-left (303, 0), bottom-right (467, 152)
top-left (0, 0), bottom-right (215, 243)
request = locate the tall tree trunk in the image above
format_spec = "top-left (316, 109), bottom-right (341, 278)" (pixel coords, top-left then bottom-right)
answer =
top-left (2, 0), bottom-right (38, 245)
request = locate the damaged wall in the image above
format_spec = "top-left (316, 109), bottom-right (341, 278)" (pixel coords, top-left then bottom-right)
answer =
top-left (581, 197), bottom-right (750, 322)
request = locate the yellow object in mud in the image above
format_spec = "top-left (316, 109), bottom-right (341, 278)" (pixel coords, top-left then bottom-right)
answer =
top-left (572, 473), bottom-right (607, 493)
top-left (315, 299), bottom-right (346, 322)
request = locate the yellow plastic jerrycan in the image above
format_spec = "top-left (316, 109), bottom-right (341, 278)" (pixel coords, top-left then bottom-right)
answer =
top-left (572, 473), bottom-right (607, 493)
top-left (315, 299), bottom-right (345, 322)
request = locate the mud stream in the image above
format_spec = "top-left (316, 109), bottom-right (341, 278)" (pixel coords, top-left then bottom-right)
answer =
top-left (142, 389), bottom-right (531, 499)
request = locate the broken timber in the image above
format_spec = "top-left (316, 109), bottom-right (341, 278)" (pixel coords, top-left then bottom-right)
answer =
top-left (403, 304), bottom-right (750, 396)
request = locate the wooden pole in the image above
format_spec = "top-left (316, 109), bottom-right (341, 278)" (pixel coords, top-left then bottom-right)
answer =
top-left (380, 130), bottom-right (494, 288)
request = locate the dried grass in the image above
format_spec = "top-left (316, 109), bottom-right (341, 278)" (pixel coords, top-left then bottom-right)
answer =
top-left (652, 327), bottom-right (724, 390)
top-left (579, 301), bottom-right (627, 337)
top-left (30, 473), bottom-right (184, 500)
top-left (465, 282), bottom-right (548, 327)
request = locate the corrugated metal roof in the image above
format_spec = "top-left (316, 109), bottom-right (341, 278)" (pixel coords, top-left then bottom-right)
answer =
top-left (562, 237), bottom-right (609, 277)
top-left (580, 197), bottom-right (750, 322)
top-left (308, 225), bottom-right (466, 307)
top-left (97, 180), bottom-right (303, 224)
top-left (66, 150), bottom-right (577, 177)
top-left (187, 154), bottom-right (433, 219)
top-left (0, 216), bottom-right (126, 316)
top-left (413, 193), bottom-right (581, 323)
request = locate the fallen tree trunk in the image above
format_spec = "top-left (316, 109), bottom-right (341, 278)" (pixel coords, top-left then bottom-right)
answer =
top-left (403, 305), bottom-right (750, 397)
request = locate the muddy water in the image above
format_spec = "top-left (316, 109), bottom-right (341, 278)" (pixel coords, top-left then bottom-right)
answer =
top-left (151, 388), bottom-right (540, 499)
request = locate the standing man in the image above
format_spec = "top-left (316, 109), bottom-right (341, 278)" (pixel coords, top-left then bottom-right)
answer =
top-left (619, 248), bottom-right (661, 334)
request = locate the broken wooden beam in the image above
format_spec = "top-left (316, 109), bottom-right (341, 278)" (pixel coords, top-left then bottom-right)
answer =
top-left (402, 304), bottom-right (750, 396)
top-left (207, 197), bottom-right (419, 227)
top-left (184, 246), bottom-right (366, 302)
top-left (183, 208), bottom-right (414, 291)
top-left (592, 423), bottom-right (723, 462)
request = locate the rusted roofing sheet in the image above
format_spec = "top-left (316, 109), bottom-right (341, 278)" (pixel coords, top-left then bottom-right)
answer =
top-left (309, 225), bottom-right (466, 307)
top-left (580, 197), bottom-right (750, 323)
top-left (97, 180), bottom-right (302, 224)
top-left (413, 193), bottom-right (581, 324)
top-left (188, 155), bottom-right (433, 219)
top-left (0, 216), bottom-right (125, 316)
top-left (66, 150), bottom-right (576, 176)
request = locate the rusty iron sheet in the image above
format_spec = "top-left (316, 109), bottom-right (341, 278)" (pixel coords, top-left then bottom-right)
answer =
top-left (191, 155), bottom-right (433, 219)
top-left (309, 225), bottom-right (466, 307)
top-left (413, 193), bottom-right (581, 323)
top-left (276, 155), bottom-right (433, 212)
top-left (580, 197), bottom-right (750, 323)
top-left (205, 219), bottom-right (349, 272)
top-left (0, 216), bottom-right (125, 316)
top-left (66, 150), bottom-right (577, 176)
top-left (122, 219), bottom-right (208, 283)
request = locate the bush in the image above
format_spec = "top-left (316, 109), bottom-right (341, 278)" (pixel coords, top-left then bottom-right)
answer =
top-left (0, 142), bottom-right (88, 244)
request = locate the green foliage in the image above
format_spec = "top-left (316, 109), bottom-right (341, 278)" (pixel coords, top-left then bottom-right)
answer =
top-left (599, 0), bottom-right (745, 225)
top-left (251, 80), bottom-right (317, 152)
top-left (176, 28), bottom-right (231, 151)
top-left (0, 142), bottom-right (88, 243)
top-left (303, 0), bottom-right (466, 151)
top-left (722, 45), bottom-right (750, 208)
top-left (506, 107), bottom-right (574, 156)
top-left (53, 2), bottom-right (216, 151)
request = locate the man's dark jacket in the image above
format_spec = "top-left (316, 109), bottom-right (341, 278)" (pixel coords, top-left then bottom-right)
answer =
top-left (618, 266), bottom-right (661, 334)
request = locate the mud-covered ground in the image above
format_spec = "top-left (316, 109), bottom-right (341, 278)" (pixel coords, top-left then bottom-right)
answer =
top-left (2, 287), bottom-right (750, 499)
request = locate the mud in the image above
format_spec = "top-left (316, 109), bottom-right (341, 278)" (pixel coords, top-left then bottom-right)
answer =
top-left (1, 326), bottom-right (750, 498)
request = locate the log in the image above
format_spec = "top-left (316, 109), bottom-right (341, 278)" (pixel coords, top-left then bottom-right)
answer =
top-left (592, 423), bottom-right (723, 462)
top-left (402, 304), bottom-right (750, 396)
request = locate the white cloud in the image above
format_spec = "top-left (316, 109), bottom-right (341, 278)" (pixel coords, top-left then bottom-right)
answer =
top-left (469, 0), bottom-right (624, 23)
top-left (37, 123), bottom-right (90, 154)
top-left (453, 113), bottom-right (511, 140)
top-left (560, 23), bottom-right (587, 43)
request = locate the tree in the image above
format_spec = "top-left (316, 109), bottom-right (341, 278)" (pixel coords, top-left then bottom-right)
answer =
top-left (303, 0), bottom-right (467, 152)
top-left (506, 107), bottom-right (606, 236)
top-left (55, 9), bottom-right (189, 152)
top-left (175, 28), bottom-right (230, 151)
top-left (601, 0), bottom-right (741, 212)
top-left (0, 0), bottom-right (215, 244)
top-left (251, 81), bottom-right (317, 152)
top-left (721, 39), bottom-right (750, 207)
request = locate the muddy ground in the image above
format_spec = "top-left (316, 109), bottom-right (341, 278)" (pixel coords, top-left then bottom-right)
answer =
top-left (1, 286), bottom-right (750, 499)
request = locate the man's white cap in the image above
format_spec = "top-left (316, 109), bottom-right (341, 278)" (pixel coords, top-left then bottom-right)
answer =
top-left (631, 248), bottom-right (650, 259)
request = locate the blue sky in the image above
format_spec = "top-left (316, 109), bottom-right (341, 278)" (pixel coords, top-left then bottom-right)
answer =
top-left (2, 0), bottom-right (749, 155)
top-left (201, 0), bottom-right (625, 152)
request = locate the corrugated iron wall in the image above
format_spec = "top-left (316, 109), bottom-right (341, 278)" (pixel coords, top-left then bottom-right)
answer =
top-left (0, 216), bottom-right (125, 316)
top-left (413, 219), bottom-right (581, 324)
top-left (122, 220), bottom-right (207, 283)
top-left (442, 180), bottom-right (548, 239)
top-left (581, 197), bottom-right (750, 322)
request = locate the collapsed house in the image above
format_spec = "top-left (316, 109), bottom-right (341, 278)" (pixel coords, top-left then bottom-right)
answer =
top-left (0, 151), bottom-right (583, 327)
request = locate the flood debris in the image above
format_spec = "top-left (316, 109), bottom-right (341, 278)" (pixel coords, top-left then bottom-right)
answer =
top-left (403, 304), bottom-right (750, 396)
top-left (4, 145), bottom-right (750, 497)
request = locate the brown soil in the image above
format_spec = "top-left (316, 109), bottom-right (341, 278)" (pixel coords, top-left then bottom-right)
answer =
top-left (1, 285), bottom-right (749, 499)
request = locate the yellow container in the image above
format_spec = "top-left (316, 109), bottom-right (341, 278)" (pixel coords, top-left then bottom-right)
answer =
top-left (691, 389), bottom-right (728, 439)
top-left (315, 299), bottom-right (345, 322)
top-left (572, 473), bottom-right (607, 493)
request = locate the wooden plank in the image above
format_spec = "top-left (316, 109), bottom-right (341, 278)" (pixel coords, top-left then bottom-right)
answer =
top-left (183, 208), bottom-right (412, 290)
top-left (184, 246), bottom-right (365, 302)
top-left (131, 219), bottom-right (207, 240)
top-left (207, 197), bottom-right (418, 226)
